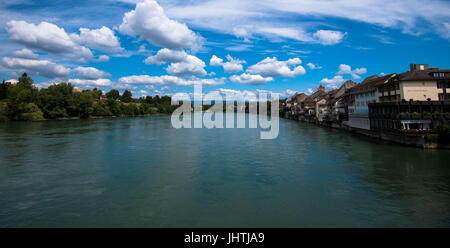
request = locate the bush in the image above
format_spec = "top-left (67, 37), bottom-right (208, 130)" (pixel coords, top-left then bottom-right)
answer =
top-left (92, 102), bottom-right (112, 116)
top-left (19, 103), bottom-right (44, 121)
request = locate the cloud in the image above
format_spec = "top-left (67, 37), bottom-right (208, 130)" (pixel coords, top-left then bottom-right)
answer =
top-left (166, 54), bottom-right (207, 77)
top-left (69, 78), bottom-right (112, 87)
top-left (229, 73), bottom-right (273, 85)
top-left (285, 89), bottom-right (296, 95)
top-left (233, 27), bottom-right (250, 41)
top-left (143, 48), bottom-right (207, 77)
top-left (12, 48), bottom-right (39, 59)
top-left (225, 44), bottom-right (253, 51)
top-left (144, 48), bottom-right (187, 65)
top-left (5, 79), bottom-right (19, 84)
top-left (72, 26), bottom-right (123, 52)
top-left (247, 57), bottom-right (306, 77)
top-left (73, 67), bottom-right (111, 80)
top-left (257, 27), bottom-right (314, 42)
top-left (0, 57), bottom-right (70, 78)
top-left (287, 58), bottom-right (302, 66)
top-left (96, 55), bottom-right (110, 62)
top-left (118, 75), bottom-right (225, 86)
top-left (370, 34), bottom-right (394, 44)
top-left (110, 83), bottom-right (138, 90)
top-left (313, 30), bottom-right (346, 45)
top-left (319, 75), bottom-right (345, 89)
top-left (6, 20), bottom-right (93, 62)
top-left (337, 64), bottom-right (367, 79)
top-left (173, 88), bottom-right (292, 102)
top-left (165, 0), bottom-right (450, 41)
top-left (306, 62), bottom-right (322, 69)
top-left (209, 55), bottom-right (246, 73)
top-left (119, 0), bottom-right (204, 52)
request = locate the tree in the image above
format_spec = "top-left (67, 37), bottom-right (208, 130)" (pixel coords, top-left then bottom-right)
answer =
top-left (106, 89), bottom-right (120, 100)
top-left (17, 72), bottom-right (33, 88)
top-left (90, 88), bottom-right (103, 101)
top-left (0, 73), bottom-right (178, 121)
top-left (121, 90), bottom-right (132, 103)
top-left (6, 73), bottom-right (39, 120)
top-left (0, 80), bottom-right (10, 100)
top-left (145, 95), bottom-right (153, 105)
top-left (73, 91), bottom-right (94, 118)
top-left (154, 95), bottom-right (161, 104)
top-left (38, 83), bottom-right (74, 118)
top-left (18, 103), bottom-right (44, 121)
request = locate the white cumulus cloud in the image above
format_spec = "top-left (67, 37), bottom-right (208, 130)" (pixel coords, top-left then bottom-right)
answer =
top-left (6, 20), bottom-right (94, 62)
top-left (319, 75), bottom-right (345, 89)
top-left (247, 57), bottom-right (306, 77)
top-left (229, 73), bottom-right (273, 85)
top-left (306, 62), bottom-right (322, 70)
top-left (0, 57), bottom-right (71, 78)
top-left (118, 75), bottom-right (225, 86)
top-left (337, 64), bottom-right (367, 79)
top-left (166, 55), bottom-right (207, 77)
top-left (144, 48), bottom-right (188, 65)
top-left (73, 67), bottom-right (111, 80)
top-left (313, 30), bottom-right (346, 45)
top-left (73, 26), bottom-right (123, 52)
top-left (69, 78), bottom-right (112, 87)
top-left (209, 55), bottom-right (246, 73)
top-left (119, 0), bottom-right (204, 52)
top-left (12, 48), bottom-right (39, 59)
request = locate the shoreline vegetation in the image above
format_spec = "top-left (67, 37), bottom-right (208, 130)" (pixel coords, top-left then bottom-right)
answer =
top-left (0, 73), bottom-right (278, 123)
top-left (0, 73), bottom-right (180, 122)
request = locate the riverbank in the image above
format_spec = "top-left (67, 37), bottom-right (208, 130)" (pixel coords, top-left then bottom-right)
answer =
top-left (284, 114), bottom-right (450, 149)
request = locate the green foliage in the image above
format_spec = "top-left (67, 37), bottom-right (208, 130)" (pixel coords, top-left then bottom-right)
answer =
top-left (0, 80), bottom-right (12, 100)
top-left (73, 91), bottom-right (95, 118)
top-left (145, 96), bottom-right (153, 104)
top-left (0, 102), bottom-right (8, 121)
top-left (1, 73), bottom-right (177, 121)
top-left (18, 103), bottom-right (44, 121)
top-left (106, 89), bottom-right (120, 100)
top-left (121, 90), bottom-right (133, 103)
top-left (6, 73), bottom-right (39, 120)
top-left (38, 83), bottom-right (74, 118)
top-left (92, 102), bottom-right (112, 116)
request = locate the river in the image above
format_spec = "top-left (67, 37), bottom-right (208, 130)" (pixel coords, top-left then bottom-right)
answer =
top-left (0, 114), bottom-right (449, 227)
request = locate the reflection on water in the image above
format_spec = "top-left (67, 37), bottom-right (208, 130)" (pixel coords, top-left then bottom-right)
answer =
top-left (0, 115), bottom-right (449, 227)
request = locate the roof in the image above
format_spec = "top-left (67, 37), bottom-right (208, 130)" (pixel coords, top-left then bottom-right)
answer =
top-left (396, 68), bottom-right (450, 81)
top-left (350, 73), bottom-right (396, 94)
top-left (331, 80), bottom-right (356, 100)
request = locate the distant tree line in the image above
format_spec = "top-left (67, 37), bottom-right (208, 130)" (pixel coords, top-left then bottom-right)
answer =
top-left (0, 73), bottom-right (179, 121)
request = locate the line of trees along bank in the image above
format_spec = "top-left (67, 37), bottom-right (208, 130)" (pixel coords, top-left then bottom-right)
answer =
top-left (0, 73), bottom-right (179, 121)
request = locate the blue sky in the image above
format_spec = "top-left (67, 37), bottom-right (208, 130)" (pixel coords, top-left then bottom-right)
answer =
top-left (0, 0), bottom-right (449, 99)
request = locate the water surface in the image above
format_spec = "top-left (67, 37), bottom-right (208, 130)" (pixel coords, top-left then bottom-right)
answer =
top-left (0, 114), bottom-right (449, 227)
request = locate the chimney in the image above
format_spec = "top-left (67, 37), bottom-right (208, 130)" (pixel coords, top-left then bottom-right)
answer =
top-left (410, 64), bottom-right (429, 71)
